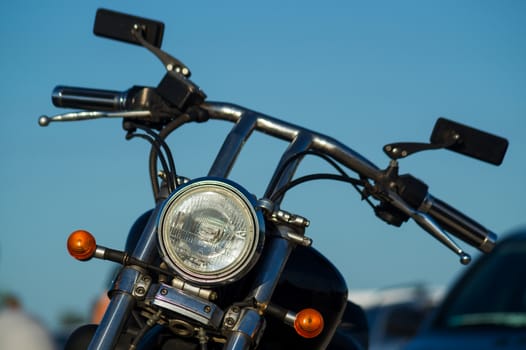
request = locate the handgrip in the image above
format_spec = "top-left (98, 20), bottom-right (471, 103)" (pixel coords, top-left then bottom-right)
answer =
top-left (52, 86), bottom-right (128, 111)
top-left (422, 195), bottom-right (497, 253)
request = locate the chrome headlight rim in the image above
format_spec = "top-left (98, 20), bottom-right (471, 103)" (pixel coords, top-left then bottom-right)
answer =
top-left (157, 177), bottom-right (264, 286)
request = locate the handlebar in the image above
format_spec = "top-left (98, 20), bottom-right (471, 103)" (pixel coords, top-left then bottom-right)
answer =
top-left (41, 87), bottom-right (500, 262)
top-left (202, 103), bottom-right (498, 261)
top-left (422, 195), bottom-right (497, 253)
top-left (52, 86), bottom-right (129, 111)
top-left (41, 85), bottom-right (179, 126)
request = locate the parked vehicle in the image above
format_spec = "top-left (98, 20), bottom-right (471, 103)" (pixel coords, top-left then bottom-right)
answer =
top-left (349, 285), bottom-right (444, 350)
top-left (39, 8), bottom-right (509, 350)
top-left (404, 230), bottom-right (526, 350)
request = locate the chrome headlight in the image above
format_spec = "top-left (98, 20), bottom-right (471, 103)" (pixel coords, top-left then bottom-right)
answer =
top-left (158, 178), bottom-right (264, 285)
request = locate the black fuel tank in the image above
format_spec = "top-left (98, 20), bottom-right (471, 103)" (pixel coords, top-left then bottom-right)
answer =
top-left (258, 245), bottom-right (349, 350)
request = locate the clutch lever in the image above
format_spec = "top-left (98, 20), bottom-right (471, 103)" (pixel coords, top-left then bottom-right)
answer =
top-left (38, 110), bottom-right (152, 126)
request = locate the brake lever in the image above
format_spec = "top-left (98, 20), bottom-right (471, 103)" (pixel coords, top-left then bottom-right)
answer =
top-left (388, 192), bottom-right (472, 265)
top-left (38, 110), bottom-right (152, 126)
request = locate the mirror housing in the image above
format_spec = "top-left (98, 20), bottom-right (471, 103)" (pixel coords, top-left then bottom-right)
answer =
top-left (430, 118), bottom-right (508, 165)
top-left (384, 117), bottom-right (508, 165)
top-left (93, 8), bottom-right (164, 48)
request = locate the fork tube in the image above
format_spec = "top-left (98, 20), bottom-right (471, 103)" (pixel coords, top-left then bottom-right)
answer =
top-left (130, 200), bottom-right (165, 261)
top-left (248, 229), bottom-right (295, 303)
top-left (223, 229), bottom-right (295, 350)
top-left (208, 112), bottom-right (258, 178)
top-left (87, 293), bottom-right (135, 350)
top-left (88, 202), bottom-right (165, 350)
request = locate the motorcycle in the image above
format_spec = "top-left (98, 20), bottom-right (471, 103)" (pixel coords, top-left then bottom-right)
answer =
top-left (39, 8), bottom-right (509, 350)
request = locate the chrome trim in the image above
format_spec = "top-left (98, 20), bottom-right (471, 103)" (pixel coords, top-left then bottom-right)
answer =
top-left (480, 231), bottom-right (498, 253)
top-left (147, 283), bottom-right (224, 329)
top-left (94, 246), bottom-right (106, 259)
top-left (418, 194), bottom-right (433, 213)
top-left (283, 311), bottom-right (296, 327)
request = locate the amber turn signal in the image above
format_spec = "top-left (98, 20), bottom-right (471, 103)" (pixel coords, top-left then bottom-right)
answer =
top-left (67, 230), bottom-right (97, 260)
top-left (293, 308), bottom-right (324, 338)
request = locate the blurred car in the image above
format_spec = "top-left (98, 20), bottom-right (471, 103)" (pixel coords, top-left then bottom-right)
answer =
top-left (349, 284), bottom-right (444, 350)
top-left (404, 230), bottom-right (526, 350)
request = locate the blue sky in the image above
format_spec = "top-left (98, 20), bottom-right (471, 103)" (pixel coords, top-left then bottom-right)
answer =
top-left (1, 0), bottom-right (525, 331)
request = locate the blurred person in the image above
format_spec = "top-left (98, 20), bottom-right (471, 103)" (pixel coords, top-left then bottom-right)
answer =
top-left (91, 291), bottom-right (110, 324)
top-left (0, 293), bottom-right (55, 350)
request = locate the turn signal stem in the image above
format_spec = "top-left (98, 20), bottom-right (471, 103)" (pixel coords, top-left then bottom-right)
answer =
top-left (265, 303), bottom-right (296, 326)
top-left (66, 230), bottom-right (174, 276)
top-left (96, 246), bottom-right (129, 264)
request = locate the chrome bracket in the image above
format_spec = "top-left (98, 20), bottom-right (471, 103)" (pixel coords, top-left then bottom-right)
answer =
top-left (146, 283), bottom-right (224, 329)
top-left (171, 276), bottom-right (218, 301)
top-left (224, 308), bottom-right (266, 349)
top-left (132, 273), bottom-right (153, 299)
top-left (257, 198), bottom-right (310, 229)
top-left (222, 305), bottom-right (243, 330)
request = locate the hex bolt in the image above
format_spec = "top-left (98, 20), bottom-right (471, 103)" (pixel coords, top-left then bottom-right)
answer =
top-left (135, 287), bottom-right (146, 296)
top-left (204, 305), bottom-right (212, 313)
top-left (160, 288), bottom-right (168, 296)
top-left (225, 317), bottom-right (235, 326)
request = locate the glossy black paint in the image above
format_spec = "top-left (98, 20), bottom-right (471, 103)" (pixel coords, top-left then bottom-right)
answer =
top-left (258, 245), bottom-right (356, 350)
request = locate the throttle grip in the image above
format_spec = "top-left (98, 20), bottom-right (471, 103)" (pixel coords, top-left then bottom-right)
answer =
top-left (421, 195), bottom-right (497, 253)
top-left (52, 86), bottom-right (128, 111)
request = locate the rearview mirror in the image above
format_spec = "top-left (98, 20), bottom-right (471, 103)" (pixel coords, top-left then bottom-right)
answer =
top-left (430, 118), bottom-right (508, 166)
top-left (93, 8), bottom-right (165, 48)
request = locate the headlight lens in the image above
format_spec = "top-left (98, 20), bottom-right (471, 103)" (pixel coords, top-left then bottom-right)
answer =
top-left (158, 178), bottom-right (264, 285)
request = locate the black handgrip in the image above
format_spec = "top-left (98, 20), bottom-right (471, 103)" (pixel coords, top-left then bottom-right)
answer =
top-left (52, 86), bottom-right (129, 111)
top-left (423, 195), bottom-right (497, 253)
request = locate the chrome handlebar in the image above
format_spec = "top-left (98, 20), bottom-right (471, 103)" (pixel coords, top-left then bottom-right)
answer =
top-left (39, 88), bottom-right (498, 263)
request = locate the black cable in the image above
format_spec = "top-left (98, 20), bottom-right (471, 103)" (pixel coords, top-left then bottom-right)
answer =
top-left (267, 150), bottom-right (318, 196)
top-left (268, 150), bottom-right (375, 208)
top-left (132, 124), bottom-right (178, 191)
top-left (269, 173), bottom-right (365, 203)
top-left (128, 132), bottom-right (174, 193)
top-left (129, 310), bottom-right (162, 350)
top-left (126, 119), bottom-right (187, 196)
top-left (142, 128), bottom-right (177, 181)
top-left (148, 114), bottom-right (192, 199)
